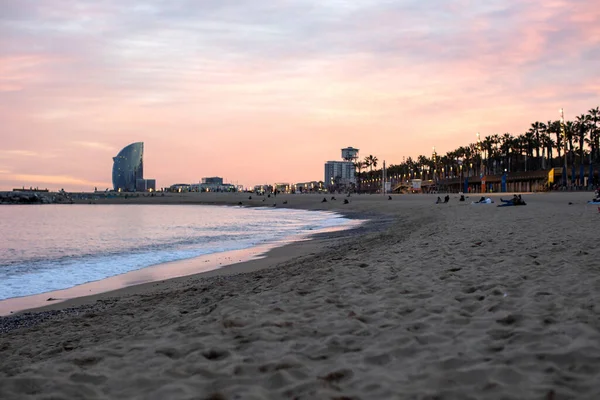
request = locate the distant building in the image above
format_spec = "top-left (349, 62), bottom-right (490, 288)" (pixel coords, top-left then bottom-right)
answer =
top-left (136, 179), bottom-right (156, 192)
top-left (112, 142), bottom-right (156, 192)
top-left (324, 147), bottom-right (359, 188)
top-left (202, 177), bottom-right (223, 185)
top-left (253, 184), bottom-right (273, 194)
top-left (169, 183), bottom-right (191, 192)
top-left (294, 181), bottom-right (322, 192)
top-left (341, 147), bottom-right (359, 162)
top-left (191, 177), bottom-right (235, 192)
top-left (274, 183), bottom-right (291, 193)
top-left (324, 161), bottom-right (355, 187)
top-left (112, 142), bottom-right (144, 191)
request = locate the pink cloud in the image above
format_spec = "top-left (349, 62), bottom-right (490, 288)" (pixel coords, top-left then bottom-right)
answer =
top-left (0, 0), bottom-right (599, 190)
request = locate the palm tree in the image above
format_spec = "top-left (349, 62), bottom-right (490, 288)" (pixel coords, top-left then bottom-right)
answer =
top-left (500, 133), bottom-right (512, 172)
top-left (540, 132), bottom-right (554, 169)
top-left (365, 155), bottom-right (378, 172)
top-left (417, 155), bottom-right (430, 179)
top-left (575, 114), bottom-right (589, 166)
top-left (552, 120), bottom-right (563, 167)
top-left (588, 107), bottom-right (599, 163)
top-left (565, 121), bottom-right (575, 167)
top-left (354, 161), bottom-right (367, 192)
top-left (522, 131), bottom-right (535, 171)
top-left (363, 157), bottom-right (371, 172)
top-left (530, 122), bottom-right (544, 169)
top-left (482, 136), bottom-right (494, 174)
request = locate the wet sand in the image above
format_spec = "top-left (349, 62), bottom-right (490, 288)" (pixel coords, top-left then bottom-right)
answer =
top-left (1, 192), bottom-right (599, 399)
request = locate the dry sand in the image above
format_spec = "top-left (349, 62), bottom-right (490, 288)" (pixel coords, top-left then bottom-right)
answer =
top-left (1, 192), bottom-right (600, 399)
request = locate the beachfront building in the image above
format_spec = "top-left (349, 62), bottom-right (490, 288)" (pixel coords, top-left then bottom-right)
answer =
top-left (324, 147), bottom-right (359, 190)
top-left (294, 181), bottom-right (322, 193)
top-left (324, 161), bottom-right (355, 188)
top-left (274, 183), bottom-right (291, 193)
top-left (190, 177), bottom-right (236, 192)
top-left (253, 184), bottom-right (273, 194)
top-left (112, 142), bottom-right (152, 192)
top-left (169, 183), bottom-right (191, 192)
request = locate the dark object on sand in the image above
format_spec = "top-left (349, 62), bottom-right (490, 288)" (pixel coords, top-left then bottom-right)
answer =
top-left (388, 196), bottom-right (392, 200)
top-left (344, 199), bottom-right (349, 204)
top-left (568, 202), bottom-right (573, 205)
top-left (444, 195), bottom-right (450, 203)
top-left (283, 200), bottom-right (288, 204)
top-left (238, 202), bottom-right (242, 205)
top-left (248, 196), bottom-right (252, 200)
top-left (322, 197), bottom-right (328, 203)
top-left (273, 204), bottom-right (276, 207)
top-left (498, 194), bottom-right (527, 207)
top-left (459, 195), bottom-right (465, 202)
top-left (268, 194), bottom-right (271, 198)
top-left (331, 196), bottom-right (336, 200)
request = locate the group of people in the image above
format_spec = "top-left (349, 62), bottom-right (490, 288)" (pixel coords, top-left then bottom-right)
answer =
top-left (435, 193), bottom-right (527, 206)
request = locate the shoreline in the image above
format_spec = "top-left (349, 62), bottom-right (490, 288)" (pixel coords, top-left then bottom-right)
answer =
top-left (0, 224), bottom-right (373, 332)
top-left (0, 201), bottom-right (370, 318)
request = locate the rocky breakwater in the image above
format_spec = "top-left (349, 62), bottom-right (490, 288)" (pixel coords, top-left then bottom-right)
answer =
top-left (0, 191), bottom-right (73, 205)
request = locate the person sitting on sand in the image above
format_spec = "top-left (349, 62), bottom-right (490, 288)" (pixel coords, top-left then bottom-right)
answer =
top-left (514, 195), bottom-right (526, 205)
top-left (436, 196), bottom-right (442, 204)
top-left (322, 197), bottom-right (328, 203)
top-left (459, 195), bottom-right (465, 202)
top-left (344, 199), bottom-right (349, 204)
top-left (444, 195), bottom-right (450, 203)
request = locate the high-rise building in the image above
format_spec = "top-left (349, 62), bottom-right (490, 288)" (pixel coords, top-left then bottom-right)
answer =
top-left (324, 161), bottom-right (355, 186)
top-left (112, 142), bottom-right (144, 191)
top-left (324, 146), bottom-right (359, 187)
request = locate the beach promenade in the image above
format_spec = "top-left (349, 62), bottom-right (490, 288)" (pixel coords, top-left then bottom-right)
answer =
top-left (1, 192), bottom-right (599, 399)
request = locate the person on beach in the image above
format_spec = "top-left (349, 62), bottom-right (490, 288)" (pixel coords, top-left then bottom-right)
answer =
top-left (500, 194), bottom-right (526, 206)
top-left (474, 197), bottom-right (493, 204)
top-left (436, 196), bottom-right (442, 204)
top-left (444, 195), bottom-right (450, 203)
top-left (459, 195), bottom-right (465, 202)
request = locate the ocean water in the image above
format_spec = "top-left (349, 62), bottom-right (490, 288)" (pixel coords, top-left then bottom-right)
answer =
top-left (0, 204), bottom-right (355, 300)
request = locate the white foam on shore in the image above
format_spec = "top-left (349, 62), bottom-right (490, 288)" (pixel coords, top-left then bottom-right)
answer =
top-left (0, 206), bottom-right (358, 300)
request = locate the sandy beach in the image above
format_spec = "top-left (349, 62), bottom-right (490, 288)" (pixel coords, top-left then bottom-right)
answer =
top-left (1, 192), bottom-right (599, 399)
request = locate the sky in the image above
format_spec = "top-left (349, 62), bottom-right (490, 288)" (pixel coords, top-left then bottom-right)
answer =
top-left (1, 0), bottom-right (599, 191)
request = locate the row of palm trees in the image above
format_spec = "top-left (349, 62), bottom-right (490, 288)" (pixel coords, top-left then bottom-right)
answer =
top-left (356, 106), bottom-right (600, 189)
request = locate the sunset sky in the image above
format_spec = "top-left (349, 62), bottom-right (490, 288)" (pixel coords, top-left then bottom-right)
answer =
top-left (1, 0), bottom-right (599, 191)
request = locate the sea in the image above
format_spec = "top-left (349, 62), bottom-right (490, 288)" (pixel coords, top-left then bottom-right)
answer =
top-left (0, 204), bottom-right (356, 301)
